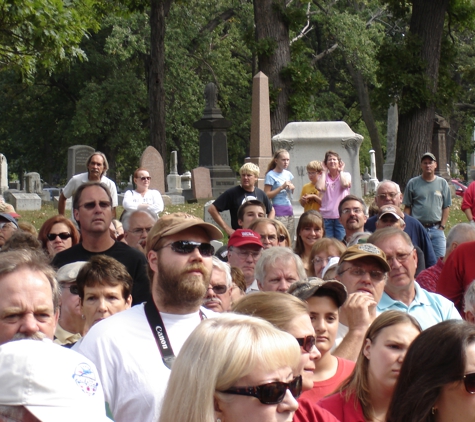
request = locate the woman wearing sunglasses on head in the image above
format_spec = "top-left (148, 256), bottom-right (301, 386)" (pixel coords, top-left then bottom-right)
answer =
top-left (387, 320), bottom-right (475, 422)
top-left (122, 167), bottom-right (164, 216)
top-left (317, 311), bottom-right (421, 422)
top-left (159, 313), bottom-right (339, 422)
top-left (38, 215), bottom-right (80, 259)
top-left (233, 292), bottom-right (321, 394)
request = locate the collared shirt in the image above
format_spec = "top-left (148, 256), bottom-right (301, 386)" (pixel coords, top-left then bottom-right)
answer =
top-left (377, 281), bottom-right (461, 330)
top-left (54, 323), bottom-right (82, 346)
top-left (246, 279), bottom-right (260, 294)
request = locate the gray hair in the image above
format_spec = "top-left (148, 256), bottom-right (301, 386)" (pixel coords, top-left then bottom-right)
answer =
top-left (0, 250), bottom-right (60, 311)
top-left (255, 247), bottom-right (306, 286)
top-left (368, 226), bottom-right (414, 249)
top-left (122, 209), bottom-right (158, 231)
top-left (465, 280), bottom-right (475, 313)
top-left (377, 180), bottom-right (401, 194)
top-left (86, 151), bottom-right (109, 176)
top-left (446, 223), bottom-right (475, 249)
top-left (211, 256), bottom-right (232, 288)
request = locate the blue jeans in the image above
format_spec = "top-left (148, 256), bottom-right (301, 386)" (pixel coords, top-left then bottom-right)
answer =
top-left (324, 218), bottom-right (345, 241)
top-left (426, 225), bottom-right (446, 259)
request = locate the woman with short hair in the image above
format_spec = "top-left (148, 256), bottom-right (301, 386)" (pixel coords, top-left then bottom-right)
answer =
top-left (122, 167), bottom-right (164, 215)
top-left (38, 215), bottom-right (80, 259)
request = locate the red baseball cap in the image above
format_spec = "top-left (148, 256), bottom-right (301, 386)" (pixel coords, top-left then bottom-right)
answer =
top-left (227, 229), bottom-right (263, 249)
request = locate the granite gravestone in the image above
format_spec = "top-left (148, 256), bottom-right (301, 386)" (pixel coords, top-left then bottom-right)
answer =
top-left (192, 167), bottom-right (213, 200)
top-left (140, 146), bottom-right (165, 194)
top-left (67, 145), bottom-right (95, 180)
top-left (0, 154), bottom-right (8, 194)
top-left (4, 191), bottom-right (41, 210)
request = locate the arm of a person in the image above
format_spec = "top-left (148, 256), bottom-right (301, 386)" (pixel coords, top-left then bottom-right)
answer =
top-left (437, 252), bottom-right (465, 312)
top-left (404, 206), bottom-right (412, 215)
top-left (122, 190), bottom-right (138, 212)
top-left (462, 183), bottom-right (475, 221)
top-left (316, 171), bottom-right (326, 191)
top-left (146, 190), bottom-right (164, 214)
top-left (299, 187), bottom-right (307, 206)
top-left (208, 204), bottom-right (234, 236)
top-left (58, 193), bottom-right (67, 215)
top-left (440, 207), bottom-right (450, 229)
top-left (268, 206), bottom-right (275, 219)
top-left (464, 208), bottom-right (474, 222)
top-left (264, 183), bottom-right (288, 199)
top-left (339, 171), bottom-right (351, 188)
top-left (332, 293), bottom-right (377, 362)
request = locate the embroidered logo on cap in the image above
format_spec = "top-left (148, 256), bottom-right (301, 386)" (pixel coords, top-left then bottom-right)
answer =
top-left (241, 231), bottom-right (259, 238)
top-left (357, 244), bottom-right (382, 255)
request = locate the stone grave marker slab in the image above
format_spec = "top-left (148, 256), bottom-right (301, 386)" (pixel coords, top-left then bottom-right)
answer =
top-left (203, 200), bottom-right (231, 230)
top-left (4, 192), bottom-right (41, 210)
top-left (140, 146), bottom-right (165, 194)
top-left (67, 145), bottom-right (95, 180)
top-left (192, 167), bottom-right (212, 199)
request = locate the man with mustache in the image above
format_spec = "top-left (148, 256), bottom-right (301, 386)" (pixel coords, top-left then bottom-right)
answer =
top-left (123, 209), bottom-right (158, 253)
top-left (77, 212), bottom-right (223, 422)
top-left (338, 195), bottom-right (368, 246)
top-left (202, 257), bottom-right (233, 313)
top-left (0, 250), bottom-right (60, 345)
top-left (53, 182), bottom-right (150, 305)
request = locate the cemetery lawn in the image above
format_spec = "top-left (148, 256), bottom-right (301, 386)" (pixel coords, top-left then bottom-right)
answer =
top-left (21, 197), bottom-right (465, 236)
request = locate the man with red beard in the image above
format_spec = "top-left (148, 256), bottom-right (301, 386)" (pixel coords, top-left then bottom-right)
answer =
top-left (77, 213), bottom-right (222, 422)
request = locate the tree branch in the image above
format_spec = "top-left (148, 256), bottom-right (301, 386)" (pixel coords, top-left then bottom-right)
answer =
top-left (312, 43), bottom-right (338, 64)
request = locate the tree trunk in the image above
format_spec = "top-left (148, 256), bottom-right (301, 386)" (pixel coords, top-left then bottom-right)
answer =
top-left (346, 60), bottom-right (384, 180)
top-left (148, 0), bottom-right (173, 174)
top-left (253, 0), bottom-right (291, 136)
top-left (392, 0), bottom-right (449, 190)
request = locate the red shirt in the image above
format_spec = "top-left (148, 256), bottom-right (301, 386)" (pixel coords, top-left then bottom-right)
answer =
top-left (417, 258), bottom-right (444, 292)
top-left (318, 391), bottom-right (365, 422)
top-left (293, 401), bottom-right (341, 422)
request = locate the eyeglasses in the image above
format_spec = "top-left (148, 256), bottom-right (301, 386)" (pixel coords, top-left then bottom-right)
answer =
top-left (296, 335), bottom-right (316, 353)
top-left (0, 222), bottom-right (16, 230)
top-left (277, 234), bottom-right (286, 243)
top-left (341, 208), bottom-right (363, 215)
top-left (338, 266), bottom-right (386, 281)
top-left (60, 284), bottom-right (79, 295)
top-left (385, 249), bottom-right (414, 264)
top-left (312, 256), bottom-right (336, 265)
top-left (47, 232), bottom-right (72, 241)
top-left (159, 240), bottom-right (215, 257)
top-left (230, 248), bottom-right (262, 260)
top-left (207, 285), bottom-right (228, 294)
top-left (260, 234), bottom-right (278, 243)
top-left (130, 227), bottom-right (153, 235)
top-left (140, 176), bottom-right (151, 181)
top-left (463, 373), bottom-right (475, 394)
top-left (377, 192), bottom-right (399, 199)
top-left (78, 201), bottom-right (111, 210)
top-left (220, 375), bottom-right (302, 405)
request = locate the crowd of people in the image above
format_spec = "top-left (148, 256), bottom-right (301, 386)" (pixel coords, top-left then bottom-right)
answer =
top-left (0, 149), bottom-right (474, 422)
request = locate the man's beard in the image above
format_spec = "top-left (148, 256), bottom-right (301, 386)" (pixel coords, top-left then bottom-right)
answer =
top-left (156, 261), bottom-right (211, 309)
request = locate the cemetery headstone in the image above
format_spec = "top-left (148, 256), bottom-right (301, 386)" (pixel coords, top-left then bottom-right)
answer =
top-left (0, 154), bottom-right (8, 194)
top-left (140, 146), bottom-right (165, 194)
top-left (67, 145), bottom-right (95, 180)
top-left (4, 191), bottom-right (41, 211)
top-left (192, 167), bottom-right (213, 200)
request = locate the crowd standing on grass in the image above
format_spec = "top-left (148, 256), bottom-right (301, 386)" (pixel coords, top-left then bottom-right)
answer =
top-left (1, 149), bottom-right (475, 421)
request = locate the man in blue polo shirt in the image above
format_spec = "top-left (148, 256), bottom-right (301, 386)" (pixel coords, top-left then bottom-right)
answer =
top-left (368, 227), bottom-right (460, 330)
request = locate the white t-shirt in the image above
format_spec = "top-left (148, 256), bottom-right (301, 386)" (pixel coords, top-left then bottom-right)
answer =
top-left (77, 304), bottom-right (217, 422)
top-left (122, 189), bottom-right (164, 215)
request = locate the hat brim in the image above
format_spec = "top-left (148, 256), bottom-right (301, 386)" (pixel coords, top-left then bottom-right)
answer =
top-left (341, 254), bottom-right (390, 272)
top-left (160, 221), bottom-right (222, 241)
top-left (28, 405), bottom-right (112, 422)
top-left (379, 211), bottom-right (401, 220)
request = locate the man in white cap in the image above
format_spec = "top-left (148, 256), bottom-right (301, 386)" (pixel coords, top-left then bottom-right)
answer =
top-left (77, 212), bottom-right (222, 422)
top-left (54, 262), bottom-right (87, 346)
top-left (0, 339), bottom-right (111, 421)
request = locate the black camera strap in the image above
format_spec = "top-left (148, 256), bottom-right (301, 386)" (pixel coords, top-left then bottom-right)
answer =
top-left (144, 300), bottom-right (206, 370)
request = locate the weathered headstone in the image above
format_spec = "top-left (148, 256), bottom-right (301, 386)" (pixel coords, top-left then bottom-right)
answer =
top-left (24, 172), bottom-right (42, 194)
top-left (383, 104), bottom-right (398, 180)
top-left (0, 154), bottom-right (8, 194)
top-left (140, 146), bottom-right (165, 194)
top-left (204, 200), bottom-right (231, 230)
top-left (67, 145), bottom-right (95, 180)
top-left (432, 114), bottom-right (450, 180)
top-left (192, 167), bottom-right (212, 200)
top-left (245, 72), bottom-right (273, 189)
top-left (166, 151), bottom-right (183, 194)
top-left (272, 122), bottom-right (364, 206)
top-left (4, 192), bottom-right (41, 210)
top-left (193, 82), bottom-right (237, 197)
top-left (368, 150), bottom-right (379, 193)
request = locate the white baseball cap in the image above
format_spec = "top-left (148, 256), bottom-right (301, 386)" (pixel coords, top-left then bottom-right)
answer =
top-left (0, 339), bottom-right (111, 422)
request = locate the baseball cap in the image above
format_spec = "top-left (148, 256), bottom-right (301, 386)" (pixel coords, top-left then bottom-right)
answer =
top-left (0, 202), bottom-right (20, 218)
top-left (227, 229), bottom-right (263, 249)
top-left (378, 205), bottom-right (404, 221)
top-left (56, 261), bottom-right (87, 283)
top-left (339, 243), bottom-right (390, 272)
top-left (0, 339), bottom-right (111, 422)
top-left (146, 212), bottom-right (223, 252)
top-left (421, 152), bottom-right (436, 162)
top-left (288, 277), bottom-right (348, 307)
top-left (0, 213), bottom-right (19, 228)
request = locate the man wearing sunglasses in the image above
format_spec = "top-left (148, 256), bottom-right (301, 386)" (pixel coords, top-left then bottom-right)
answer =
top-left (203, 257), bottom-right (233, 313)
top-left (332, 243), bottom-right (390, 362)
top-left (368, 227), bottom-right (461, 330)
top-left (76, 212), bottom-right (223, 422)
top-left (53, 182), bottom-right (150, 305)
top-left (58, 151), bottom-right (118, 219)
top-left (54, 261), bottom-right (87, 346)
top-left (0, 213), bottom-right (18, 248)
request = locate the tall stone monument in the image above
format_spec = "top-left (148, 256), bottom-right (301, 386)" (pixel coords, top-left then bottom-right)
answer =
top-left (67, 145), bottom-right (95, 180)
top-left (245, 72), bottom-right (273, 189)
top-left (0, 154), bottom-right (8, 194)
top-left (193, 83), bottom-right (237, 198)
top-left (432, 114), bottom-right (450, 180)
top-left (383, 104), bottom-right (398, 180)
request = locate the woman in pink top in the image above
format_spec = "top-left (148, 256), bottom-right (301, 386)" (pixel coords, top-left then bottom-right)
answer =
top-left (317, 151), bottom-right (351, 241)
top-left (318, 311), bottom-right (421, 422)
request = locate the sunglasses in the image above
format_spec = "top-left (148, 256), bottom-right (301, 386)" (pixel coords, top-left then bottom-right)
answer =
top-left (296, 335), bottom-right (316, 353)
top-left (207, 285), bottom-right (227, 294)
top-left (140, 176), bottom-right (151, 181)
top-left (464, 373), bottom-right (475, 394)
top-left (78, 201), bottom-right (111, 210)
top-left (47, 232), bottom-right (72, 241)
top-left (60, 284), bottom-right (79, 295)
top-left (160, 241), bottom-right (215, 257)
top-left (221, 375), bottom-right (302, 405)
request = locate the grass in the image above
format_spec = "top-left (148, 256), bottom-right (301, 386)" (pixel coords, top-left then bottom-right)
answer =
top-left (20, 196), bottom-right (465, 235)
